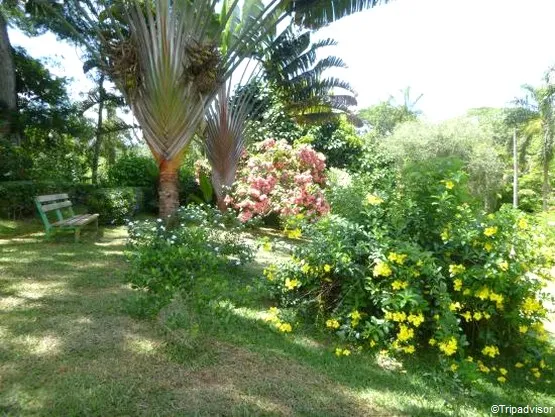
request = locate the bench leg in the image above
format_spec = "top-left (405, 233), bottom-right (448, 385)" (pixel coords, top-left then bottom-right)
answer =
top-left (74, 228), bottom-right (81, 243)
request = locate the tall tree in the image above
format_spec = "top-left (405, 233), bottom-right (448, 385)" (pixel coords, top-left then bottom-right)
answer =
top-left (515, 73), bottom-right (555, 211)
top-left (0, 8), bottom-right (17, 142)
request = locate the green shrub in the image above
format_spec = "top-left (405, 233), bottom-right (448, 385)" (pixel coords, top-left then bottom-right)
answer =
top-left (265, 159), bottom-right (553, 385)
top-left (0, 181), bottom-right (98, 219)
top-left (86, 187), bottom-right (143, 225)
top-left (125, 204), bottom-right (254, 311)
top-left (107, 154), bottom-right (159, 187)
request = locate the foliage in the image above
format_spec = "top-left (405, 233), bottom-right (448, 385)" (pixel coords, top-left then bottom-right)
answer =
top-left (0, 139), bottom-right (32, 180)
top-left (265, 160), bottom-right (554, 385)
top-left (125, 204), bottom-right (254, 311)
top-left (228, 139), bottom-right (329, 223)
top-left (358, 98), bottom-right (419, 138)
top-left (107, 154), bottom-right (159, 187)
top-left (261, 26), bottom-right (357, 125)
top-left (86, 187), bottom-right (147, 225)
top-left (382, 118), bottom-right (505, 210)
top-left (0, 180), bottom-right (98, 219)
top-left (300, 115), bottom-right (363, 169)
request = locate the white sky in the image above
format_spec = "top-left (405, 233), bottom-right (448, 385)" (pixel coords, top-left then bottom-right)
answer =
top-left (8, 0), bottom-right (555, 121)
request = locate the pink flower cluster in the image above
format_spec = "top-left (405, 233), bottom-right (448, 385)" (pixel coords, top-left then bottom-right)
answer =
top-left (227, 139), bottom-right (330, 222)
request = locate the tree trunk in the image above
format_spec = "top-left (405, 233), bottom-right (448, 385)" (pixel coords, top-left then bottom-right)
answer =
top-left (159, 158), bottom-right (181, 218)
top-left (0, 11), bottom-right (17, 142)
top-left (542, 156), bottom-right (550, 212)
top-left (91, 74), bottom-right (105, 185)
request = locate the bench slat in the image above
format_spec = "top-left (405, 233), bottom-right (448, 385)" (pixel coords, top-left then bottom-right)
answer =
top-left (41, 200), bottom-right (73, 212)
top-left (36, 194), bottom-right (70, 203)
top-left (52, 214), bottom-right (99, 227)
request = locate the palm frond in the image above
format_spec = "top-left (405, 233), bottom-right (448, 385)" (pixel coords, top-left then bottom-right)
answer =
top-left (291, 0), bottom-right (386, 29)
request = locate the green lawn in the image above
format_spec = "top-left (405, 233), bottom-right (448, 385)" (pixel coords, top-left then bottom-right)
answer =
top-left (0, 219), bottom-right (554, 417)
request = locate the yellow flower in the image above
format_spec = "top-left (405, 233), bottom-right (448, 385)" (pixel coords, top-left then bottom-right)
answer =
top-left (433, 314), bottom-right (440, 321)
top-left (323, 264), bottom-right (331, 273)
top-left (482, 345), bottom-right (500, 358)
top-left (429, 338), bottom-right (437, 346)
top-left (365, 194), bottom-right (384, 206)
top-left (453, 279), bottom-right (463, 291)
top-left (449, 302), bottom-right (462, 312)
top-left (286, 228), bottom-right (302, 239)
top-left (478, 361), bottom-right (490, 373)
top-left (498, 260), bottom-right (509, 271)
top-left (438, 337), bottom-right (458, 356)
top-left (466, 356), bottom-right (474, 362)
top-left (533, 371), bottom-right (541, 379)
top-left (284, 278), bottom-right (301, 290)
top-left (391, 311), bottom-right (407, 322)
top-left (517, 218), bottom-right (528, 230)
top-left (449, 264), bottom-right (466, 276)
top-left (264, 267), bottom-right (276, 281)
top-left (443, 180), bottom-right (455, 189)
top-left (369, 340), bottom-right (377, 348)
top-left (373, 260), bottom-right (393, 277)
top-left (350, 310), bottom-right (362, 323)
top-left (450, 364), bottom-right (459, 372)
top-left (403, 345), bottom-right (415, 354)
top-left (326, 319), bottom-right (340, 329)
top-left (462, 311), bottom-right (472, 321)
top-left (335, 348), bottom-right (343, 356)
top-left (521, 297), bottom-right (542, 315)
top-left (407, 313), bottom-right (425, 327)
top-left (484, 312), bottom-right (491, 319)
top-left (499, 368), bottom-right (508, 375)
top-left (484, 226), bottom-right (498, 237)
top-left (484, 242), bottom-right (493, 252)
top-left (440, 229), bottom-right (450, 242)
top-left (262, 241), bottom-right (272, 251)
top-left (489, 292), bottom-right (504, 309)
top-left (515, 362), bottom-right (524, 368)
top-left (473, 311), bottom-right (483, 321)
top-left (278, 323), bottom-right (292, 333)
top-left (463, 288), bottom-right (472, 296)
top-left (269, 307), bottom-right (279, 315)
top-left (342, 349), bottom-right (351, 356)
top-left (397, 324), bottom-right (415, 342)
top-left (387, 252), bottom-right (408, 265)
top-left (497, 376), bottom-right (506, 383)
top-left (475, 287), bottom-right (490, 300)
top-left (391, 280), bottom-right (409, 290)
top-left (519, 325), bottom-right (528, 334)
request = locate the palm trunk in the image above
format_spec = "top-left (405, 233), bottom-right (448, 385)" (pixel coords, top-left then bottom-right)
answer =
top-left (91, 74), bottom-right (105, 185)
top-left (0, 11), bottom-right (17, 142)
top-left (159, 158), bottom-right (180, 217)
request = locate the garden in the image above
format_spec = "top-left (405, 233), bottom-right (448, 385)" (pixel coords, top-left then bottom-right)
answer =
top-left (1, 1), bottom-right (555, 416)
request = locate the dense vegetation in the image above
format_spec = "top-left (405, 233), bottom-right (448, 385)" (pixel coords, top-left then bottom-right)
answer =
top-left (0, 1), bottom-right (554, 416)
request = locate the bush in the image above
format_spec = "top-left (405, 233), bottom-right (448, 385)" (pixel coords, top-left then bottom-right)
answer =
top-left (264, 159), bottom-right (553, 385)
top-left (125, 204), bottom-right (254, 311)
top-left (0, 139), bottom-right (32, 181)
top-left (228, 139), bottom-right (329, 223)
top-left (86, 187), bottom-right (145, 225)
top-left (107, 154), bottom-right (159, 187)
top-left (0, 181), bottom-right (98, 219)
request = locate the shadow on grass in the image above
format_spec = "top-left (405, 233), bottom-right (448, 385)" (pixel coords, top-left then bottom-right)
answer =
top-left (1, 228), bottom-right (553, 417)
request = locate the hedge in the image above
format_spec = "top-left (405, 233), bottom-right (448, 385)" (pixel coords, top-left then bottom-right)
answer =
top-left (0, 181), bottom-right (156, 221)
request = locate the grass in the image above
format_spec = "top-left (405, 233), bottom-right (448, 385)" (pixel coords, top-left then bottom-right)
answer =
top-left (1, 218), bottom-right (554, 417)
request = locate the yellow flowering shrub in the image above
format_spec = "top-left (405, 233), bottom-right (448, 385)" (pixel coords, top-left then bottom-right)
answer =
top-left (263, 162), bottom-right (553, 386)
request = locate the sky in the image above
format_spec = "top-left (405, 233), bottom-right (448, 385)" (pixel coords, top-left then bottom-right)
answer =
top-left (8, 0), bottom-right (555, 122)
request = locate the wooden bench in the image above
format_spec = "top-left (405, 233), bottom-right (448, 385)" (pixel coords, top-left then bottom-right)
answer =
top-left (34, 194), bottom-right (99, 242)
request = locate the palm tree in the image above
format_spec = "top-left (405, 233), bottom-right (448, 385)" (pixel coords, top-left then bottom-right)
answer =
top-left (515, 72), bottom-right (555, 211)
top-left (262, 26), bottom-right (358, 125)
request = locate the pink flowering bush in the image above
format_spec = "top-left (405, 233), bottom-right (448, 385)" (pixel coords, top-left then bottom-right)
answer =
top-left (227, 139), bottom-right (329, 223)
